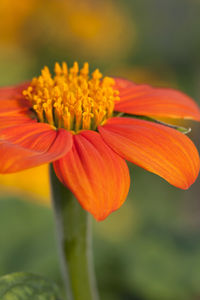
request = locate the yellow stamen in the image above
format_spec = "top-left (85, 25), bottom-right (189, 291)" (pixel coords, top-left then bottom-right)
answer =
top-left (23, 62), bottom-right (120, 132)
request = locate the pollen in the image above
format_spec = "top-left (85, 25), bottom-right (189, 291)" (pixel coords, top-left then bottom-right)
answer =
top-left (23, 62), bottom-right (120, 132)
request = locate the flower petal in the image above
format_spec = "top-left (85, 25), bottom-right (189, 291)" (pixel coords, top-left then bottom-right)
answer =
top-left (114, 77), bottom-right (136, 91)
top-left (0, 115), bottom-right (35, 130)
top-left (53, 130), bottom-right (130, 221)
top-left (0, 83), bottom-right (31, 117)
top-left (0, 82), bottom-right (29, 100)
top-left (114, 77), bottom-right (151, 99)
top-left (99, 117), bottom-right (200, 189)
top-left (114, 79), bottom-right (200, 121)
top-left (0, 123), bottom-right (72, 173)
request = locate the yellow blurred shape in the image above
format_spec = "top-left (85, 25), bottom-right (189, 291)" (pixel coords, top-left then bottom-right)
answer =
top-left (0, 164), bottom-right (50, 204)
top-left (67, 9), bottom-right (102, 40)
top-left (0, 0), bottom-right (135, 61)
top-left (0, 0), bottom-right (36, 45)
top-left (20, 0), bottom-right (135, 62)
top-left (64, 1), bottom-right (135, 60)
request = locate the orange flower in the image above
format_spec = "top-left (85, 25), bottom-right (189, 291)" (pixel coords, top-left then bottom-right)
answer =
top-left (0, 62), bottom-right (200, 221)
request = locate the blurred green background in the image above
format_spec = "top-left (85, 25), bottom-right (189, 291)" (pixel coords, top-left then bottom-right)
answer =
top-left (0, 0), bottom-right (200, 299)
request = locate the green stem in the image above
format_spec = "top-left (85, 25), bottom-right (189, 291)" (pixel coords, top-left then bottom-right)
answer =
top-left (49, 164), bottom-right (99, 300)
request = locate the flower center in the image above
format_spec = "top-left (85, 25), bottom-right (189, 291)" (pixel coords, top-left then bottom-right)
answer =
top-left (23, 62), bottom-right (120, 132)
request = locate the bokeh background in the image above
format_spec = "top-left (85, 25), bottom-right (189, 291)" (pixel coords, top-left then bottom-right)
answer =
top-left (0, 0), bottom-right (200, 299)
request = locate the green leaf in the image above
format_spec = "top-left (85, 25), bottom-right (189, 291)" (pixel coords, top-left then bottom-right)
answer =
top-left (142, 116), bottom-right (191, 134)
top-left (115, 113), bottom-right (191, 134)
top-left (0, 272), bottom-right (63, 300)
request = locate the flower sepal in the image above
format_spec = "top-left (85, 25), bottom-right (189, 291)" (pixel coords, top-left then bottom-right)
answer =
top-left (115, 112), bottom-right (192, 134)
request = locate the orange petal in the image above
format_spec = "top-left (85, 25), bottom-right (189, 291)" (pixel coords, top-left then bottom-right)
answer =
top-left (99, 117), bottom-right (200, 189)
top-left (0, 115), bottom-right (35, 129)
top-left (0, 123), bottom-right (72, 173)
top-left (0, 83), bottom-right (31, 117)
top-left (0, 101), bottom-right (30, 117)
top-left (53, 130), bottom-right (130, 221)
top-left (0, 82), bottom-right (29, 100)
top-left (114, 77), bottom-right (151, 99)
top-left (114, 78), bottom-right (200, 121)
top-left (114, 77), bottom-right (136, 90)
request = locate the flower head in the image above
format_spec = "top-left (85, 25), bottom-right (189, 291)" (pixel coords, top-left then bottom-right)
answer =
top-left (23, 62), bottom-right (119, 131)
top-left (0, 62), bottom-right (200, 221)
